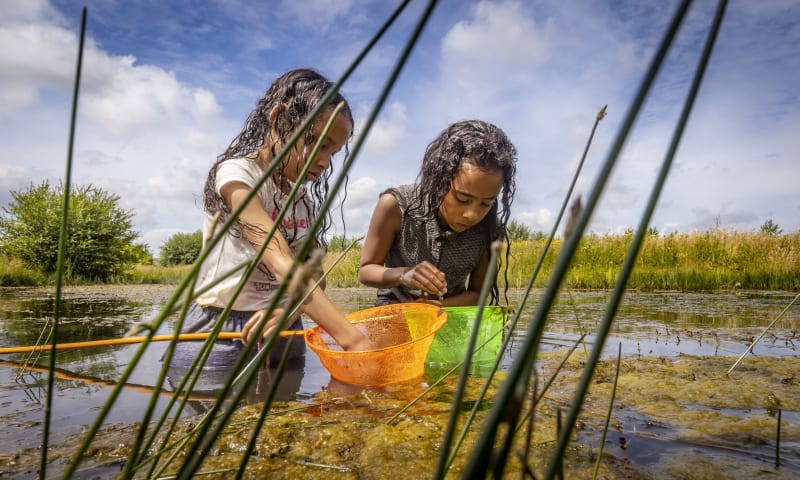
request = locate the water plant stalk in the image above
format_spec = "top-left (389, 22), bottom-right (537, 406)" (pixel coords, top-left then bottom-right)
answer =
top-left (174, 2), bottom-right (434, 477)
top-left (519, 377), bottom-right (537, 479)
top-left (171, 104), bottom-right (350, 476)
top-left (235, 336), bottom-right (296, 479)
top-left (545, 2), bottom-right (726, 477)
top-left (434, 241), bottom-right (502, 478)
top-left (42, 7), bottom-right (86, 479)
top-left (593, 343), bottom-right (622, 479)
top-left (728, 292), bottom-right (800, 375)
top-left (776, 408), bottom-right (782, 468)
top-left (434, 102), bottom-right (610, 474)
top-left (464, 1), bottom-right (694, 476)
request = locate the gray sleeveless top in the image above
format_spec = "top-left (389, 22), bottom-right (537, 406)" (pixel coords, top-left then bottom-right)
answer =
top-left (376, 184), bottom-right (486, 305)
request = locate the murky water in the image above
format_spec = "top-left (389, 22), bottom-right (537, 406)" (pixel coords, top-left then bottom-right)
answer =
top-left (0, 285), bottom-right (798, 478)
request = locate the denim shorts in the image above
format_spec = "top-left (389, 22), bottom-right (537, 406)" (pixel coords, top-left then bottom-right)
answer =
top-left (167, 303), bottom-right (306, 370)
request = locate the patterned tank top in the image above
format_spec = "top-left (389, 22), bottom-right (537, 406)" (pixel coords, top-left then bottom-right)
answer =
top-left (376, 184), bottom-right (487, 305)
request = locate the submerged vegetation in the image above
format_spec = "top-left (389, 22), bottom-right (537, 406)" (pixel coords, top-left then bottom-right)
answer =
top-left (4, 349), bottom-right (797, 479)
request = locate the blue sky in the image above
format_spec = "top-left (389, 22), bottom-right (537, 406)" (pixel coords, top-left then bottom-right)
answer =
top-left (1, 0), bottom-right (798, 253)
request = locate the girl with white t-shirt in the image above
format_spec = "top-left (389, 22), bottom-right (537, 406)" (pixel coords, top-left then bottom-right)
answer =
top-left (171, 68), bottom-right (371, 370)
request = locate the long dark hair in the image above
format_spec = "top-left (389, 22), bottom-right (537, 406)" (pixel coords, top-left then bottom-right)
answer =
top-left (203, 68), bottom-right (353, 247)
top-left (407, 119), bottom-right (517, 304)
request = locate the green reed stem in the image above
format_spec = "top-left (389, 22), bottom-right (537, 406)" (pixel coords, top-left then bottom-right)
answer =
top-left (507, 334), bottom-right (586, 448)
top-left (140, 265), bottom-right (252, 478)
top-left (545, 2), bottom-right (725, 477)
top-left (155, 98), bottom-right (349, 478)
top-left (728, 292), bottom-right (800, 376)
top-left (439, 102), bottom-right (607, 476)
top-left (465, 1), bottom-right (695, 477)
top-left (775, 408), bottom-right (782, 468)
top-left (566, 289), bottom-right (589, 357)
top-left (593, 343), bottom-right (622, 480)
top-left (172, 105), bottom-right (346, 476)
top-left (518, 374), bottom-right (537, 479)
top-left (232, 235), bottom-right (363, 387)
top-left (235, 336), bottom-right (296, 479)
top-left (504, 102), bottom-right (607, 350)
top-left (175, 2), bottom-right (430, 476)
top-left (123, 270), bottom-right (201, 477)
top-left (434, 240), bottom-right (502, 479)
top-left (64, 223), bottom-right (250, 476)
top-left (440, 101), bottom-right (608, 472)
top-left (43, 7), bottom-right (85, 480)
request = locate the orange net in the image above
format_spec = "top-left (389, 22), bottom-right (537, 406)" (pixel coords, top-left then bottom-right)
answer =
top-left (305, 303), bottom-right (447, 387)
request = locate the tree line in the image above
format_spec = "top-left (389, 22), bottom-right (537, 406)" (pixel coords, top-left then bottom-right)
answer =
top-left (0, 181), bottom-right (793, 284)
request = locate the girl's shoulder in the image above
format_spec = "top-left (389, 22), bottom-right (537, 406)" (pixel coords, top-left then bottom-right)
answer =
top-left (216, 157), bottom-right (262, 178)
top-left (380, 184), bottom-right (415, 207)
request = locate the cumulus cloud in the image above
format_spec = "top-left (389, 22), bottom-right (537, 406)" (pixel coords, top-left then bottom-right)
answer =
top-left (331, 176), bottom-right (384, 237)
top-left (358, 101), bottom-right (408, 156)
top-left (0, 3), bottom-right (230, 245)
top-left (442, 1), bottom-right (550, 69)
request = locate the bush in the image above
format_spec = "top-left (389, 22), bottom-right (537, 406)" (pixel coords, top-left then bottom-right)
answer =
top-left (327, 235), bottom-right (362, 253)
top-left (159, 230), bottom-right (203, 266)
top-left (129, 242), bottom-right (154, 265)
top-left (0, 181), bottom-right (139, 281)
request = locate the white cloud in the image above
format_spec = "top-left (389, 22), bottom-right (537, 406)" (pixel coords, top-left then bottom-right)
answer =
top-left (515, 208), bottom-right (554, 232)
top-left (331, 176), bottom-right (383, 237)
top-left (442, 1), bottom-right (550, 69)
top-left (358, 101), bottom-right (407, 156)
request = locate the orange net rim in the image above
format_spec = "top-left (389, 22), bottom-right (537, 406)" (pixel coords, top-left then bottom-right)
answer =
top-left (442, 305), bottom-right (512, 315)
top-left (304, 310), bottom-right (448, 355)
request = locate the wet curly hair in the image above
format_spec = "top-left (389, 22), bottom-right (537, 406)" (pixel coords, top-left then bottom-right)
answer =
top-left (203, 68), bottom-right (354, 248)
top-left (407, 119), bottom-right (517, 304)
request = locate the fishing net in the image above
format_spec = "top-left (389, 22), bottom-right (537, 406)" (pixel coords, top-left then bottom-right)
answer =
top-left (305, 303), bottom-right (447, 387)
top-left (425, 306), bottom-right (508, 373)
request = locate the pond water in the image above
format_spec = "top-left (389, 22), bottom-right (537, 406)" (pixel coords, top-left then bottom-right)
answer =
top-left (0, 285), bottom-right (798, 478)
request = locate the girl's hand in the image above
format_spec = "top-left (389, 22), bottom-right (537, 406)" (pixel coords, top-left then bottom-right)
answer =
top-left (242, 308), bottom-right (285, 344)
top-left (344, 333), bottom-right (373, 352)
top-left (399, 261), bottom-right (447, 298)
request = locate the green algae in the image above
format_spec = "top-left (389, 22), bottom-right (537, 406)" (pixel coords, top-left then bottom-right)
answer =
top-left (1, 354), bottom-right (797, 479)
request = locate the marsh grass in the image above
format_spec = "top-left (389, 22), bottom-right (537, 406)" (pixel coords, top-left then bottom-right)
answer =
top-left (4, 230), bottom-right (796, 290)
top-left (321, 230), bottom-right (800, 291)
top-left (0, 254), bottom-right (46, 286)
top-left (128, 264), bottom-right (193, 285)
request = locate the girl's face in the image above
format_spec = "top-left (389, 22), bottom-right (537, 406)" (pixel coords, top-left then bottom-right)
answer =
top-left (438, 162), bottom-right (504, 232)
top-left (272, 107), bottom-right (352, 183)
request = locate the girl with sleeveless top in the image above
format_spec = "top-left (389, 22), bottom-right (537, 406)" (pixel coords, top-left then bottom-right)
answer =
top-left (358, 120), bottom-right (517, 307)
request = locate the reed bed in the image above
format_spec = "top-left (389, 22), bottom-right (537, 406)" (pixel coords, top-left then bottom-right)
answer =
top-left (322, 230), bottom-right (800, 291)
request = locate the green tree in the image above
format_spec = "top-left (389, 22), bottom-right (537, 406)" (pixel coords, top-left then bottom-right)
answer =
top-left (327, 234), bottom-right (362, 253)
top-left (0, 181), bottom-right (139, 281)
top-left (759, 219), bottom-right (782, 236)
top-left (129, 242), bottom-right (154, 265)
top-left (507, 219), bottom-right (536, 242)
top-left (159, 230), bottom-right (203, 266)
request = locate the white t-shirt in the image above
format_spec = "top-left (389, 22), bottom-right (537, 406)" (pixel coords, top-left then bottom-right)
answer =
top-left (194, 157), bottom-right (314, 311)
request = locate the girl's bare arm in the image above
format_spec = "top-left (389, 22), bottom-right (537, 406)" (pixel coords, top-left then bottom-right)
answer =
top-left (223, 181), bottom-right (371, 351)
top-left (359, 193), bottom-right (446, 297)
